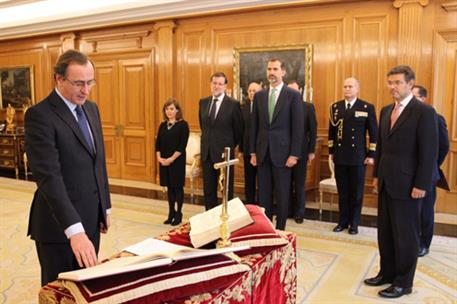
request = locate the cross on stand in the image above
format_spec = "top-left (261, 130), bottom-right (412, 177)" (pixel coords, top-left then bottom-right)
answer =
top-left (213, 147), bottom-right (239, 249)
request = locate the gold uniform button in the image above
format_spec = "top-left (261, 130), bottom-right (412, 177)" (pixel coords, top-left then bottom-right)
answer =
top-left (338, 143), bottom-right (341, 147)
top-left (352, 144), bottom-right (355, 147)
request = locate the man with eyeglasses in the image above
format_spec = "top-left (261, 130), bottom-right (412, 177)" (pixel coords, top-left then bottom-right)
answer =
top-left (24, 49), bottom-right (111, 286)
top-left (364, 66), bottom-right (438, 298)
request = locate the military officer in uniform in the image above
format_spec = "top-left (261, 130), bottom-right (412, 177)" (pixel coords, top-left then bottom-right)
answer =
top-left (328, 77), bottom-right (377, 234)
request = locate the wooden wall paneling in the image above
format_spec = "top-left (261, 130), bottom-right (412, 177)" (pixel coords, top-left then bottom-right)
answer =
top-left (432, 29), bottom-right (457, 213)
top-left (119, 55), bottom-right (154, 181)
top-left (176, 27), bottom-right (208, 131)
top-left (0, 37), bottom-right (63, 123)
top-left (393, 0), bottom-right (430, 73)
top-left (90, 58), bottom-right (121, 178)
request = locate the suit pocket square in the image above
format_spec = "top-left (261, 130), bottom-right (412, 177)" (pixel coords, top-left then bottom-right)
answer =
top-left (355, 111), bottom-right (368, 117)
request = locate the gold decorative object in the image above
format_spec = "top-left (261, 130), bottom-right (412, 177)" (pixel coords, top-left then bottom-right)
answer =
top-left (22, 103), bottom-right (29, 115)
top-left (213, 147), bottom-right (240, 260)
top-left (6, 103), bottom-right (16, 133)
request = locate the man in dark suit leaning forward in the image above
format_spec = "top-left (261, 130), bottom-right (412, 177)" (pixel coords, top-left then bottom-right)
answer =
top-left (25, 50), bottom-right (111, 286)
top-left (199, 72), bottom-right (243, 210)
top-left (412, 85), bottom-right (450, 257)
top-left (364, 66), bottom-right (438, 298)
top-left (250, 58), bottom-right (304, 230)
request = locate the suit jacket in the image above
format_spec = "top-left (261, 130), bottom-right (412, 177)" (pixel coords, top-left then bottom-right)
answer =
top-left (199, 95), bottom-right (242, 163)
top-left (374, 97), bottom-right (438, 200)
top-left (436, 114), bottom-right (450, 190)
top-left (301, 102), bottom-right (317, 158)
top-left (249, 86), bottom-right (304, 167)
top-left (25, 90), bottom-right (111, 243)
top-left (240, 100), bottom-right (253, 154)
top-left (328, 98), bottom-right (377, 166)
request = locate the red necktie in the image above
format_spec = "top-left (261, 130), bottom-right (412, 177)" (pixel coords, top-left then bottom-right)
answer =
top-left (390, 103), bottom-right (402, 129)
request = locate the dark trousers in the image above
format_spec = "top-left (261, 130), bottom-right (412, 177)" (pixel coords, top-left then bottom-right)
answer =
top-left (420, 186), bottom-right (436, 249)
top-left (243, 154), bottom-right (257, 204)
top-left (202, 159), bottom-right (234, 210)
top-left (378, 190), bottom-right (421, 288)
top-left (35, 231), bottom-right (100, 286)
top-left (290, 157), bottom-right (308, 218)
top-left (334, 164), bottom-right (366, 227)
top-left (258, 153), bottom-right (291, 230)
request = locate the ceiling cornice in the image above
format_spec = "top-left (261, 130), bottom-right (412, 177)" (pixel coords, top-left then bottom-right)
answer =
top-left (0, 0), bottom-right (350, 41)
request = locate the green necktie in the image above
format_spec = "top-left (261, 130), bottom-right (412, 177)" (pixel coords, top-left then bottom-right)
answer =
top-left (268, 88), bottom-right (277, 122)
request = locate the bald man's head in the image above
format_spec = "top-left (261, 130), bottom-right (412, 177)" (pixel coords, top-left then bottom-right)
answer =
top-left (343, 77), bottom-right (360, 101)
top-left (247, 82), bottom-right (261, 101)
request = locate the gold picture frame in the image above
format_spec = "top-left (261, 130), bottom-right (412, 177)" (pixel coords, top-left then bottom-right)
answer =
top-left (233, 44), bottom-right (313, 102)
top-left (0, 65), bottom-right (35, 109)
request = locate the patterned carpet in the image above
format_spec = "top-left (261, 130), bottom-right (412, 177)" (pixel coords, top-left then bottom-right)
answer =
top-left (1, 177), bottom-right (456, 303)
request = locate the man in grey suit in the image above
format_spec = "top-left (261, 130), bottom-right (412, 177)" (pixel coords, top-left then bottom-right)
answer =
top-left (250, 58), bottom-right (304, 230)
top-left (364, 65), bottom-right (438, 298)
top-left (25, 50), bottom-right (111, 286)
top-left (199, 72), bottom-right (243, 210)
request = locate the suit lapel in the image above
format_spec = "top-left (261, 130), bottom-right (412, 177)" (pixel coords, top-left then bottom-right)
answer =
top-left (49, 91), bottom-right (95, 157)
top-left (83, 103), bottom-right (100, 156)
top-left (389, 99), bottom-right (416, 135)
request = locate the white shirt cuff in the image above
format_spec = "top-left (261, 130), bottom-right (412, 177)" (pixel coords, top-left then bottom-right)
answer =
top-left (106, 208), bottom-right (112, 215)
top-left (64, 222), bottom-right (85, 239)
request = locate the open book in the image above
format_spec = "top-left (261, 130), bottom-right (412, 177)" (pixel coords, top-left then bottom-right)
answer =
top-left (58, 238), bottom-right (249, 282)
top-left (189, 197), bottom-right (254, 248)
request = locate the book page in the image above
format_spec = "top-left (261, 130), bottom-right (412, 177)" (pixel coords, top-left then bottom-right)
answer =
top-left (57, 256), bottom-right (173, 281)
top-left (123, 238), bottom-right (196, 256)
top-left (124, 238), bottom-right (250, 260)
top-left (189, 197), bottom-right (254, 248)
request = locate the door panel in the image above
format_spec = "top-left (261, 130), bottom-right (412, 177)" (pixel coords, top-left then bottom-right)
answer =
top-left (91, 60), bottom-right (121, 178)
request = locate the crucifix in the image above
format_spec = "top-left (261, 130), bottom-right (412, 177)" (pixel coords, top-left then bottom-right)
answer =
top-left (213, 147), bottom-right (239, 248)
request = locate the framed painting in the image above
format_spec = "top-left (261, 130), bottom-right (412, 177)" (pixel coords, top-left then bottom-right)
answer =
top-left (233, 44), bottom-right (313, 102)
top-left (0, 65), bottom-right (35, 109)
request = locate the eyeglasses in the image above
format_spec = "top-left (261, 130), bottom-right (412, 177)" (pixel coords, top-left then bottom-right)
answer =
top-left (64, 78), bottom-right (96, 89)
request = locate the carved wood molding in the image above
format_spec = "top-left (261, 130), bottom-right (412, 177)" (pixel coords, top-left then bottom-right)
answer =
top-left (394, 0), bottom-right (427, 68)
top-left (393, 0), bottom-right (429, 8)
top-left (153, 20), bottom-right (177, 32)
top-left (80, 30), bottom-right (151, 43)
top-left (441, 1), bottom-right (457, 11)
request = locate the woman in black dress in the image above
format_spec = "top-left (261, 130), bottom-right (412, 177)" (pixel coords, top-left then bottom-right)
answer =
top-left (155, 98), bottom-right (189, 225)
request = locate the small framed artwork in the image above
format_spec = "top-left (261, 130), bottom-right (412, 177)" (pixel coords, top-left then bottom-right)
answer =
top-left (233, 44), bottom-right (313, 102)
top-left (0, 65), bottom-right (35, 109)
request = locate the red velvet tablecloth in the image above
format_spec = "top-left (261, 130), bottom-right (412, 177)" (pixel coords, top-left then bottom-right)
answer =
top-left (39, 225), bottom-right (296, 304)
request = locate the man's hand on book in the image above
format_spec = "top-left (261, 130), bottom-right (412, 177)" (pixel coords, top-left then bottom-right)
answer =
top-left (70, 232), bottom-right (98, 268)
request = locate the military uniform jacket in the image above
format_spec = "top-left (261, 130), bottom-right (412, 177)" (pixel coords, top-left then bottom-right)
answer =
top-left (328, 98), bottom-right (377, 166)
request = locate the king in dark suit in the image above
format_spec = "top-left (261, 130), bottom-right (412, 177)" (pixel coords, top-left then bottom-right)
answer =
top-left (328, 77), bottom-right (377, 234)
top-left (249, 58), bottom-right (304, 230)
top-left (412, 85), bottom-right (450, 257)
top-left (25, 50), bottom-right (111, 286)
top-left (199, 72), bottom-right (243, 210)
top-left (364, 66), bottom-right (438, 299)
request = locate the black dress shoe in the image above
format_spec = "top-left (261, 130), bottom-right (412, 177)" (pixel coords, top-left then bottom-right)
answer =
top-left (418, 247), bottom-right (429, 257)
top-left (294, 217), bottom-right (304, 224)
top-left (332, 224), bottom-right (347, 232)
top-left (364, 274), bottom-right (393, 286)
top-left (348, 227), bottom-right (358, 235)
top-left (378, 285), bottom-right (412, 298)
